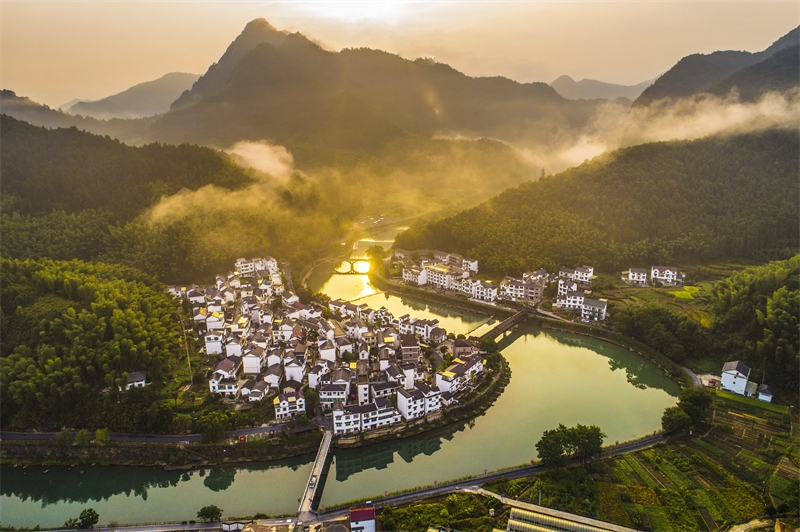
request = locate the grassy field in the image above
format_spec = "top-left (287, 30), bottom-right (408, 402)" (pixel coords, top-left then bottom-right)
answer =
top-left (483, 394), bottom-right (798, 531)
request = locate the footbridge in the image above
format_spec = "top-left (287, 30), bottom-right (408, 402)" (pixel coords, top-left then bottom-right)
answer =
top-left (298, 430), bottom-right (333, 522)
top-left (480, 308), bottom-right (531, 340)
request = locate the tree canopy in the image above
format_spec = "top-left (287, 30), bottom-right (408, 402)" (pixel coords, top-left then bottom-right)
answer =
top-left (0, 258), bottom-right (185, 430)
top-left (535, 424), bottom-right (606, 466)
top-left (396, 130), bottom-right (799, 275)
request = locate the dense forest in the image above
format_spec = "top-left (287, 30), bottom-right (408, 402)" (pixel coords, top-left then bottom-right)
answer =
top-left (611, 256), bottom-right (799, 395)
top-left (0, 115), bottom-right (254, 220)
top-left (0, 259), bottom-right (184, 430)
top-left (395, 130), bottom-right (799, 274)
top-left (1, 114), bottom-right (533, 283)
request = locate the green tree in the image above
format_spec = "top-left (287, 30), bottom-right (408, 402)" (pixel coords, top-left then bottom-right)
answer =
top-left (75, 429), bottom-right (91, 446)
top-left (536, 425), bottom-right (570, 466)
top-left (197, 504), bottom-right (223, 522)
top-left (78, 508), bottom-right (99, 529)
top-left (171, 413), bottom-right (193, 434)
top-left (94, 428), bottom-right (110, 446)
top-left (56, 430), bottom-right (74, 446)
top-left (568, 424), bottom-right (606, 463)
top-left (198, 411), bottom-right (229, 442)
top-left (677, 387), bottom-right (714, 427)
top-left (304, 388), bottom-right (318, 415)
top-left (661, 406), bottom-right (692, 433)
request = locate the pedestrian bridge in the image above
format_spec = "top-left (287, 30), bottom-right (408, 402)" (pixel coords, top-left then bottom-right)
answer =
top-left (479, 308), bottom-right (531, 340)
top-left (298, 430), bottom-right (333, 521)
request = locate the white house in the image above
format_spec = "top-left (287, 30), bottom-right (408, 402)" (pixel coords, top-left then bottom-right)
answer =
top-left (319, 383), bottom-right (347, 407)
top-left (284, 357), bottom-right (306, 383)
top-left (205, 333), bottom-right (224, 356)
top-left (757, 384), bottom-right (774, 403)
top-left (246, 380), bottom-right (269, 402)
top-left (627, 268), bottom-right (648, 285)
top-left (242, 347), bottom-right (266, 375)
top-left (721, 360), bottom-right (750, 396)
top-left (556, 291), bottom-right (585, 310)
top-left (397, 387), bottom-right (427, 420)
top-left (557, 278), bottom-right (579, 297)
top-left (273, 391), bottom-right (305, 421)
top-left (349, 507), bottom-right (376, 532)
top-left (122, 371), bottom-right (147, 390)
top-left (471, 280), bottom-right (498, 302)
top-left (581, 298), bottom-right (607, 321)
top-left (651, 266), bottom-right (685, 286)
top-left (559, 266), bottom-right (594, 284)
top-left (402, 265), bottom-right (427, 285)
top-left (333, 398), bottom-right (401, 435)
top-left (264, 363), bottom-right (283, 388)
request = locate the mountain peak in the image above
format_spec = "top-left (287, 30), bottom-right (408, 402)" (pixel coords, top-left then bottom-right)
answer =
top-left (551, 75), bottom-right (576, 85)
top-left (169, 19), bottom-right (288, 111)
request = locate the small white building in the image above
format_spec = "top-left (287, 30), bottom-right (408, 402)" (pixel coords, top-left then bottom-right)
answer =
top-left (721, 360), bottom-right (750, 396)
top-left (205, 333), bottom-right (224, 356)
top-left (757, 384), bottom-right (774, 403)
top-left (581, 298), bottom-right (607, 321)
top-left (122, 371), bottom-right (147, 391)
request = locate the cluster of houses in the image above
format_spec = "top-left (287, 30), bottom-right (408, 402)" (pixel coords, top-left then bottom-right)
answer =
top-left (553, 266), bottom-right (608, 321)
top-left (168, 258), bottom-right (489, 436)
top-left (624, 266), bottom-right (686, 286)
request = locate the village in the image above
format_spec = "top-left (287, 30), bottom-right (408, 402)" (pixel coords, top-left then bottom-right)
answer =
top-left (160, 251), bottom-right (773, 444)
top-left (166, 256), bottom-right (488, 436)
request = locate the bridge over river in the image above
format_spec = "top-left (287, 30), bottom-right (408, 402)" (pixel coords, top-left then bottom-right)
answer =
top-left (479, 308), bottom-right (531, 341)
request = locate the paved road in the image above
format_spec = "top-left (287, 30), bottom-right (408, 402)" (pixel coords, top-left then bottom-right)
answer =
top-left (1, 425), bottom-right (284, 443)
top-left (682, 366), bottom-right (702, 387)
top-left (0, 431), bottom-right (203, 443)
top-left (298, 431), bottom-right (333, 522)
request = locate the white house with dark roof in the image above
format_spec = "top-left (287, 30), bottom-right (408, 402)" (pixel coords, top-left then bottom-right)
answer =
top-left (274, 391), bottom-right (305, 421)
top-left (651, 266), bottom-right (685, 286)
top-left (721, 361), bottom-right (750, 396)
top-left (121, 371), bottom-right (147, 390)
top-left (757, 384), bottom-right (774, 403)
top-left (320, 383), bottom-right (347, 407)
top-left (556, 291), bottom-right (585, 310)
top-left (557, 278), bottom-right (579, 297)
top-left (627, 268), bottom-right (648, 285)
top-left (581, 298), bottom-right (607, 321)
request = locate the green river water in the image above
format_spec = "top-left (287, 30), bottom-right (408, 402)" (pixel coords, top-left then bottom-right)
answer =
top-left (0, 229), bottom-right (679, 527)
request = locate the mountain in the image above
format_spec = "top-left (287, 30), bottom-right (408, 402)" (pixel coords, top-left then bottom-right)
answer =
top-left (57, 98), bottom-right (85, 110)
top-left (170, 19), bottom-right (287, 111)
top-left (0, 114), bottom-right (253, 221)
top-left (395, 129), bottom-right (799, 274)
top-left (0, 90), bottom-right (154, 139)
top-left (146, 19), bottom-right (607, 157)
top-left (550, 75), bottom-right (655, 100)
top-left (709, 45), bottom-right (799, 102)
top-left (634, 26), bottom-right (799, 106)
top-left (65, 72), bottom-right (199, 119)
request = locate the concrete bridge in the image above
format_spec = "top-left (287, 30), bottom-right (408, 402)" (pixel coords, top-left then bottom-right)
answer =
top-left (480, 308), bottom-right (531, 340)
top-left (297, 430), bottom-right (333, 523)
top-left (332, 259), bottom-right (369, 274)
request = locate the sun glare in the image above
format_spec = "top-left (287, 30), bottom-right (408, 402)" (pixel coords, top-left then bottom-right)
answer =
top-left (289, 1), bottom-right (417, 24)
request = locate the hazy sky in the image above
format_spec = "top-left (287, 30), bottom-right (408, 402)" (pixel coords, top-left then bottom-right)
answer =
top-left (2, 1), bottom-right (798, 106)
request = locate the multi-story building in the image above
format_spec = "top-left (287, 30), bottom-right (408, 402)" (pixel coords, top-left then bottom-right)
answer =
top-left (627, 268), bottom-right (648, 284)
top-left (651, 266), bottom-right (685, 286)
top-left (274, 391), bottom-right (305, 421)
top-left (332, 398), bottom-right (402, 434)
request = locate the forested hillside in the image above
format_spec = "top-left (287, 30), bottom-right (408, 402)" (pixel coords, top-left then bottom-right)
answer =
top-left (634, 26), bottom-right (798, 106)
top-left (1, 115), bottom-right (253, 220)
top-left (709, 45), bottom-right (799, 102)
top-left (395, 130), bottom-right (799, 274)
top-left (0, 259), bottom-right (185, 430)
top-left (611, 256), bottom-right (799, 395)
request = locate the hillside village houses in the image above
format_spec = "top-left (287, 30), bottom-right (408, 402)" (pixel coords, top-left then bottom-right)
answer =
top-left (397, 249), bottom-right (551, 304)
top-left (620, 266), bottom-right (686, 286)
top-left (168, 258), bottom-right (490, 437)
top-left (552, 266), bottom-right (608, 321)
